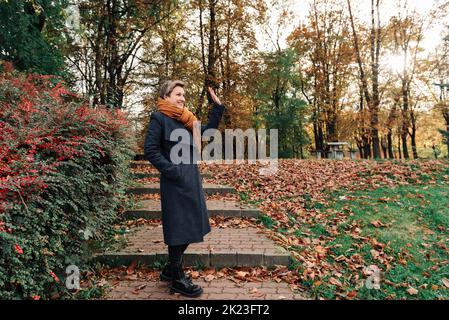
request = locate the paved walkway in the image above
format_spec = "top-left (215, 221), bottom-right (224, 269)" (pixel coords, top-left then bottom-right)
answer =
top-left (96, 226), bottom-right (290, 268)
top-left (98, 159), bottom-right (305, 300)
top-left (105, 278), bottom-right (304, 300)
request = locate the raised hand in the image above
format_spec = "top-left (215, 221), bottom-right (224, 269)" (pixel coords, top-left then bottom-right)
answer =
top-left (208, 87), bottom-right (222, 105)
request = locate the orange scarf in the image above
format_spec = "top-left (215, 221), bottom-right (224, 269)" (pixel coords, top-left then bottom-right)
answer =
top-left (157, 98), bottom-right (201, 154)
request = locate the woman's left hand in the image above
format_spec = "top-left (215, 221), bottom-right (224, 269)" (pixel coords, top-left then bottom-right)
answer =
top-left (208, 87), bottom-right (222, 105)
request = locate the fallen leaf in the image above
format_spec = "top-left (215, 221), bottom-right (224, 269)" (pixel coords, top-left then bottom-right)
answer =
top-left (252, 292), bottom-right (266, 298)
top-left (135, 284), bottom-right (147, 290)
top-left (126, 261), bottom-right (137, 275)
top-left (406, 287), bottom-right (418, 295)
top-left (370, 220), bottom-right (386, 228)
top-left (204, 274), bottom-right (215, 282)
top-left (329, 277), bottom-right (343, 287)
top-left (235, 271), bottom-right (248, 280)
top-left (97, 279), bottom-right (107, 287)
top-left (249, 288), bottom-right (258, 294)
top-left (442, 278), bottom-right (449, 288)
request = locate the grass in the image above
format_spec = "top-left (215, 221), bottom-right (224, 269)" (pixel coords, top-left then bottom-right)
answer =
top-left (300, 173), bottom-right (449, 300)
top-left (259, 214), bottom-right (276, 229)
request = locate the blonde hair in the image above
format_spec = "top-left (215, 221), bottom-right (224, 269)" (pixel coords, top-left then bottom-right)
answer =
top-left (159, 80), bottom-right (185, 99)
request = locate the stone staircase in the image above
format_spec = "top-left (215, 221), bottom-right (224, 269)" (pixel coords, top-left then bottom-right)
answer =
top-left (95, 160), bottom-right (291, 269)
top-left (124, 199), bottom-right (260, 220)
top-left (126, 183), bottom-right (236, 196)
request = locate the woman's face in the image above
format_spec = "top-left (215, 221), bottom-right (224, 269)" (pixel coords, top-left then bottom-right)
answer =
top-left (165, 86), bottom-right (185, 109)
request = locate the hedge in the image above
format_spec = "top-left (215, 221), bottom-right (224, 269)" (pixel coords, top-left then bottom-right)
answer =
top-left (0, 62), bottom-right (134, 299)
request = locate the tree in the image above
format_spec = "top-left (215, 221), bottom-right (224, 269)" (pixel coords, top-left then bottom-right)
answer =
top-left (134, 0), bottom-right (266, 152)
top-left (0, 0), bottom-right (68, 75)
top-left (289, 0), bottom-right (353, 156)
top-left (435, 28), bottom-right (449, 157)
top-left (387, 3), bottom-right (426, 159)
top-left (347, 0), bottom-right (382, 159)
top-left (66, 0), bottom-right (174, 108)
top-left (256, 48), bottom-right (310, 158)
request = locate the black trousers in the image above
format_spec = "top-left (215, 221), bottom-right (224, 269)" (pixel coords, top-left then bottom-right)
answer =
top-left (168, 244), bottom-right (188, 266)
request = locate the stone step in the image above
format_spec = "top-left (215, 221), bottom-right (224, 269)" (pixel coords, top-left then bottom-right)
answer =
top-left (133, 154), bottom-right (145, 161)
top-left (132, 172), bottom-right (212, 179)
top-left (94, 226), bottom-right (290, 268)
top-left (126, 183), bottom-right (236, 195)
top-left (129, 161), bottom-right (154, 169)
top-left (124, 200), bottom-right (260, 220)
top-left (130, 161), bottom-right (149, 169)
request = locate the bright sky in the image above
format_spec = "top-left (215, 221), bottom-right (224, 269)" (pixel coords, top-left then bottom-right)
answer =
top-left (257, 0), bottom-right (447, 52)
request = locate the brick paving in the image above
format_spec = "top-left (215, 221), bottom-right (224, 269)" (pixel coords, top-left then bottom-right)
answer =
top-left (96, 226), bottom-right (290, 267)
top-left (104, 278), bottom-right (305, 300)
top-left (127, 183), bottom-right (236, 195)
top-left (98, 161), bottom-right (307, 300)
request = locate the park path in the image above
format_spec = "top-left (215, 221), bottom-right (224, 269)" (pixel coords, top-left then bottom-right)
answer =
top-left (97, 159), bottom-right (305, 300)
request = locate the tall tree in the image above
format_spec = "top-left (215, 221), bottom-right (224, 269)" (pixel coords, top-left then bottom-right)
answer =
top-left (289, 0), bottom-right (353, 155)
top-left (256, 48), bottom-right (309, 158)
top-left (432, 27), bottom-right (449, 156)
top-left (67, 0), bottom-right (173, 108)
top-left (388, 4), bottom-right (425, 159)
top-left (347, 0), bottom-right (382, 159)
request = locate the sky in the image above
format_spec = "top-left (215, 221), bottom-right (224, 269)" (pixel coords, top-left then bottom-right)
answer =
top-left (257, 0), bottom-right (447, 52)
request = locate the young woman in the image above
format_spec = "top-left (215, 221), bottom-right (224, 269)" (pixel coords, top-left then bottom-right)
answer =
top-left (144, 80), bottom-right (225, 297)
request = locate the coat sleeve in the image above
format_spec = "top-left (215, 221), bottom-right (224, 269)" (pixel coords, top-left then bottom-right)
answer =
top-left (201, 103), bottom-right (225, 135)
top-left (144, 113), bottom-right (181, 181)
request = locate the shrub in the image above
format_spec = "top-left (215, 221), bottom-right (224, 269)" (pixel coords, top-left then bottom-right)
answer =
top-left (0, 62), bottom-right (134, 299)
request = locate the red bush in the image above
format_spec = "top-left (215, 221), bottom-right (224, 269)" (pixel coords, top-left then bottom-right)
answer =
top-left (0, 61), bottom-right (133, 299)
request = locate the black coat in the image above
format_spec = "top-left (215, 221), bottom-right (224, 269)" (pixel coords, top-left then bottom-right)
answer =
top-left (144, 103), bottom-right (225, 246)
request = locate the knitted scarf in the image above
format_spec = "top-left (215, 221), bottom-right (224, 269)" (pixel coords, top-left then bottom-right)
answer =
top-left (157, 97), bottom-right (201, 153)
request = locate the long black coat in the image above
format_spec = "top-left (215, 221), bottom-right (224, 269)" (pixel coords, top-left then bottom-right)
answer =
top-left (144, 103), bottom-right (225, 246)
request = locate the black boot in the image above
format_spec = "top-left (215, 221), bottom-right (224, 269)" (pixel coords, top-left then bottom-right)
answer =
top-left (160, 263), bottom-right (192, 282)
top-left (169, 264), bottom-right (203, 297)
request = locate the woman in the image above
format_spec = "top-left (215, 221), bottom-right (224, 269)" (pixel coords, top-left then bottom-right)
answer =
top-left (144, 80), bottom-right (225, 297)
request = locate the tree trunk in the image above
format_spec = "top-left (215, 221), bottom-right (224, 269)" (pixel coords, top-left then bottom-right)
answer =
top-left (370, 0), bottom-right (381, 159)
top-left (347, 0), bottom-right (381, 159)
top-left (387, 129), bottom-right (394, 159)
top-left (401, 80), bottom-right (410, 159)
top-left (381, 136), bottom-right (387, 159)
top-left (363, 135), bottom-right (371, 159)
top-left (443, 111), bottom-right (449, 158)
top-left (409, 108), bottom-right (418, 159)
top-left (318, 121), bottom-right (324, 157)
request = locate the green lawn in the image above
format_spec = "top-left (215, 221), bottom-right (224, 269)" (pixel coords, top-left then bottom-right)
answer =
top-left (304, 173), bottom-right (449, 299)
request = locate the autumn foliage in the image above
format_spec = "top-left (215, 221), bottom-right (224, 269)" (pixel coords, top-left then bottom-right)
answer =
top-left (0, 62), bottom-right (133, 299)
